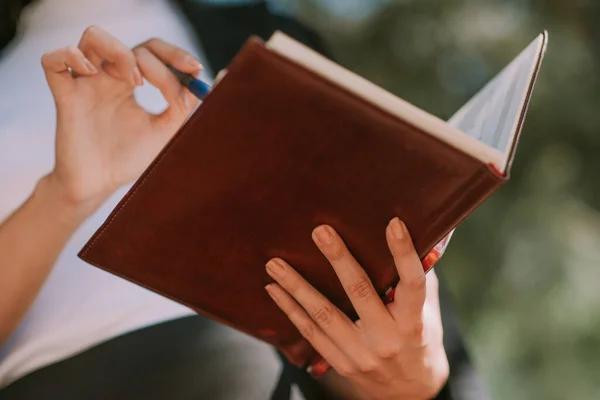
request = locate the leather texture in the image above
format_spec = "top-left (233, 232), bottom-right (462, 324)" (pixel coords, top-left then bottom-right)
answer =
top-left (79, 38), bottom-right (505, 367)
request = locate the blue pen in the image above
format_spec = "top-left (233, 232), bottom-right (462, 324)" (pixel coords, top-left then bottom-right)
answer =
top-left (167, 65), bottom-right (212, 100)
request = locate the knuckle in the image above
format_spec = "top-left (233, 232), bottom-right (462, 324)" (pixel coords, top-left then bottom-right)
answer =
top-left (404, 320), bottom-right (425, 341)
top-left (375, 344), bottom-right (401, 360)
top-left (310, 305), bottom-right (335, 327)
top-left (335, 363), bottom-right (357, 378)
top-left (358, 357), bottom-right (380, 373)
top-left (297, 321), bottom-right (315, 340)
top-left (326, 243), bottom-right (345, 261)
top-left (406, 274), bottom-right (427, 292)
top-left (348, 278), bottom-right (372, 299)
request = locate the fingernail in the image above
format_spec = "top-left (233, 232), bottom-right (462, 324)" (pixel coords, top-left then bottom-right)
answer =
top-left (390, 218), bottom-right (405, 240)
top-left (185, 56), bottom-right (203, 71)
top-left (83, 58), bottom-right (97, 74)
top-left (265, 284), bottom-right (279, 300)
top-left (421, 249), bottom-right (440, 271)
top-left (132, 66), bottom-right (143, 86)
top-left (266, 259), bottom-right (285, 278)
top-left (313, 226), bottom-right (333, 245)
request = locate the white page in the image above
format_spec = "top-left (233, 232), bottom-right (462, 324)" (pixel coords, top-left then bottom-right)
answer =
top-left (266, 31), bottom-right (545, 172)
top-left (448, 33), bottom-right (546, 164)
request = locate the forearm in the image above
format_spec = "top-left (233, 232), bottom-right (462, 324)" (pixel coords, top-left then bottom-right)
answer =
top-left (0, 174), bottom-right (97, 344)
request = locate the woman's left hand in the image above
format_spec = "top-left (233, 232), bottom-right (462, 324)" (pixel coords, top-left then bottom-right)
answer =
top-left (265, 217), bottom-right (449, 400)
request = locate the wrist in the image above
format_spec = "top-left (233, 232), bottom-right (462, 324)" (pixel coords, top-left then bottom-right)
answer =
top-left (34, 174), bottom-right (105, 224)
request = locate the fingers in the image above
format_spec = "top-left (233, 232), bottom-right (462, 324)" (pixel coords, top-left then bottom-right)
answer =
top-left (266, 260), bottom-right (400, 379)
top-left (265, 259), bottom-right (362, 354)
top-left (78, 25), bottom-right (141, 86)
top-left (265, 283), bottom-right (353, 375)
top-left (41, 46), bottom-right (98, 100)
top-left (134, 38), bottom-right (202, 121)
top-left (311, 225), bottom-right (396, 337)
top-left (133, 47), bottom-right (196, 116)
top-left (138, 37), bottom-right (203, 76)
top-left (386, 218), bottom-right (426, 318)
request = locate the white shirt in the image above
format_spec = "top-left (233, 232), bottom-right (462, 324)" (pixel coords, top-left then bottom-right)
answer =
top-left (0, 0), bottom-right (213, 388)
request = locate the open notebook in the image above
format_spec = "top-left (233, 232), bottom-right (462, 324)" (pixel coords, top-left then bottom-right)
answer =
top-left (262, 30), bottom-right (546, 261)
top-left (266, 31), bottom-right (547, 173)
top-left (79, 31), bottom-right (548, 367)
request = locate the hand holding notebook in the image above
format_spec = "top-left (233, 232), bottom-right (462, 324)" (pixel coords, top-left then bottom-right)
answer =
top-left (78, 31), bottom-right (548, 368)
top-left (263, 219), bottom-right (451, 397)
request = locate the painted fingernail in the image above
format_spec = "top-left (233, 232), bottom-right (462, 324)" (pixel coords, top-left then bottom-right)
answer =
top-left (266, 259), bottom-right (285, 278)
top-left (308, 356), bottom-right (331, 377)
top-left (265, 284), bottom-right (279, 300)
top-left (421, 249), bottom-right (441, 271)
top-left (185, 56), bottom-right (203, 71)
top-left (390, 218), bottom-right (405, 240)
top-left (132, 66), bottom-right (143, 86)
top-left (313, 226), bottom-right (333, 245)
top-left (383, 287), bottom-right (396, 303)
top-left (83, 58), bottom-right (97, 74)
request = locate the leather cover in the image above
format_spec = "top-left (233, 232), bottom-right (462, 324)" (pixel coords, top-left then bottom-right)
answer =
top-left (78, 38), bottom-right (506, 367)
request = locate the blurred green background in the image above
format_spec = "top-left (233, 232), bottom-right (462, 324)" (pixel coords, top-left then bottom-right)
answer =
top-left (267, 0), bottom-right (600, 399)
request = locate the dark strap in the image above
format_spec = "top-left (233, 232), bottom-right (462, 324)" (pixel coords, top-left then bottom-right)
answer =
top-left (270, 352), bottom-right (328, 400)
top-left (269, 360), bottom-right (293, 400)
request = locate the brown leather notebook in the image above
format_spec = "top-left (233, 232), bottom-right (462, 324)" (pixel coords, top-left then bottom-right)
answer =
top-left (79, 31), bottom-right (547, 366)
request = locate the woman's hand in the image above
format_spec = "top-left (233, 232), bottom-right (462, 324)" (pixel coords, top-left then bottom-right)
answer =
top-left (41, 25), bottom-right (202, 211)
top-left (265, 218), bottom-right (449, 400)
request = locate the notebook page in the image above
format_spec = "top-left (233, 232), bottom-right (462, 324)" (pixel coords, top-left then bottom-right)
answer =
top-left (448, 33), bottom-right (546, 171)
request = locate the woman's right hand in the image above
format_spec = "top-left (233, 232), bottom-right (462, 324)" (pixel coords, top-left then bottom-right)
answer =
top-left (41, 25), bottom-right (203, 212)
